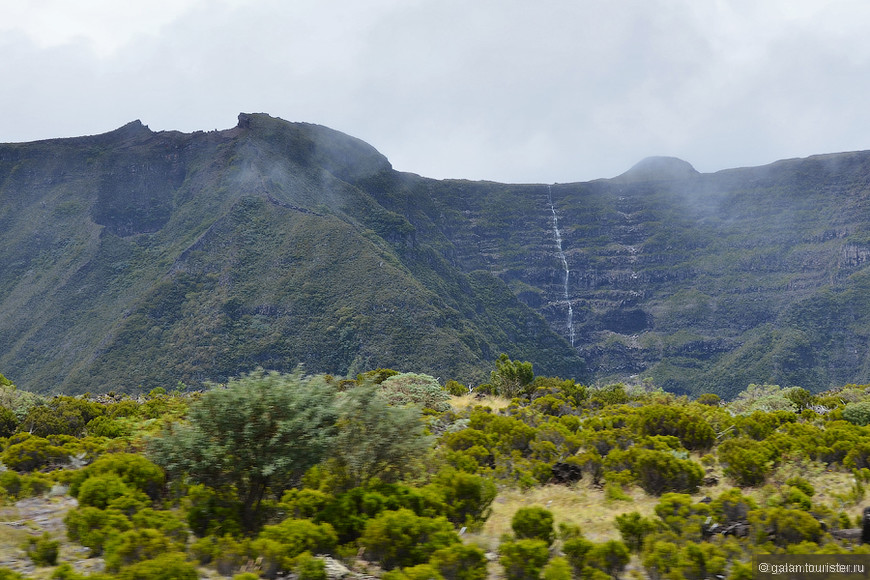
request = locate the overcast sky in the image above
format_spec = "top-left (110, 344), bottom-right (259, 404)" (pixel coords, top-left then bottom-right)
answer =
top-left (2, 0), bottom-right (870, 183)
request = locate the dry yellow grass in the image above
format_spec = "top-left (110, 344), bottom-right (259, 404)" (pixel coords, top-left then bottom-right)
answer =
top-left (466, 480), bottom-right (661, 552)
top-left (449, 394), bottom-right (512, 413)
top-left (466, 457), bottom-right (870, 556)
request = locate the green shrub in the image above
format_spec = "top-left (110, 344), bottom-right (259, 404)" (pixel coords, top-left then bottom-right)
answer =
top-left (105, 400), bottom-right (140, 419)
top-left (729, 562), bottom-right (754, 580)
top-left (104, 528), bottom-right (175, 573)
top-left (131, 508), bottom-right (188, 545)
top-left (47, 563), bottom-right (90, 580)
top-left (316, 487), bottom-right (394, 544)
top-left (710, 488), bottom-right (756, 523)
top-left (490, 354), bottom-right (535, 399)
top-left (64, 506), bottom-right (132, 556)
top-left (115, 552), bottom-right (197, 580)
top-left (19, 398), bottom-right (98, 437)
top-left (70, 453), bottom-right (165, 500)
top-left (360, 509), bottom-right (460, 570)
top-left (634, 405), bottom-right (715, 451)
top-left (76, 473), bottom-right (146, 510)
top-left (498, 539), bottom-right (549, 580)
top-left (511, 506), bottom-right (555, 546)
top-left (357, 368), bottom-right (401, 385)
top-left (542, 557), bottom-right (573, 580)
top-left (189, 535), bottom-right (218, 565)
top-left (0, 471), bottom-right (22, 499)
top-left (429, 543), bottom-right (488, 580)
top-left (0, 406), bottom-right (18, 438)
top-left (383, 564), bottom-right (444, 580)
top-left (590, 384), bottom-right (629, 407)
top-left (23, 533), bottom-right (59, 566)
top-left (614, 511), bottom-right (658, 552)
top-left (214, 534), bottom-right (249, 577)
top-left (279, 488), bottom-right (333, 520)
top-left (627, 447), bottom-right (704, 495)
top-left (184, 484), bottom-right (243, 538)
top-left (444, 380), bottom-right (468, 397)
top-left (562, 535), bottom-right (594, 575)
top-left (1, 435), bottom-right (67, 471)
top-left (148, 369), bottom-right (338, 532)
top-left (86, 416), bottom-right (129, 438)
top-left (586, 540), bottom-right (630, 578)
top-left (379, 373), bottom-right (451, 412)
top-left (429, 469), bottom-right (497, 527)
top-left (654, 493), bottom-right (710, 537)
top-left (257, 518), bottom-right (337, 560)
top-left (718, 438), bottom-right (774, 486)
top-left (331, 385), bottom-right (434, 489)
top-left (18, 472), bottom-right (51, 498)
top-left (785, 476), bottom-right (815, 497)
top-left (248, 537), bottom-right (286, 578)
top-left (843, 401), bottom-right (870, 426)
top-left (696, 393), bottom-right (721, 406)
top-left (295, 551), bottom-right (327, 580)
top-left (641, 540), bottom-right (681, 580)
top-left (779, 486), bottom-right (812, 510)
top-left (751, 507), bottom-right (823, 547)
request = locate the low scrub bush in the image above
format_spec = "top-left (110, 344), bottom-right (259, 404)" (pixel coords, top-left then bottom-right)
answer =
top-left (498, 539), bottom-right (550, 580)
top-left (23, 533), bottom-right (59, 566)
top-left (511, 506), bottom-right (555, 546)
top-left (359, 508), bottom-right (459, 570)
top-left (257, 518), bottom-right (337, 561)
top-left (429, 543), bottom-right (488, 580)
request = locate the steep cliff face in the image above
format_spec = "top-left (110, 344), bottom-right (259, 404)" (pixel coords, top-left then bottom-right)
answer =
top-left (0, 114), bottom-right (582, 394)
top-left (3, 114), bottom-right (870, 396)
top-left (355, 150), bottom-right (870, 397)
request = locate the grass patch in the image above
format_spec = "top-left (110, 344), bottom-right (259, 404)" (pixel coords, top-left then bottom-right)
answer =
top-left (449, 394), bottom-right (512, 413)
top-left (468, 482), bottom-right (662, 551)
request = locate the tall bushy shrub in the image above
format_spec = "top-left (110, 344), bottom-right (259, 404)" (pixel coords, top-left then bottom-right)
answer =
top-left (379, 373), bottom-right (451, 412)
top-left (330, 385), bottom-right (434, 489)
top-left (490, 355), bottom-right (534, 399)
top-left (149, 369), bottom-right (339, 532)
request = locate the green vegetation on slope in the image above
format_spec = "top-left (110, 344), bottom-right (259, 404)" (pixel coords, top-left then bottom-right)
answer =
top-left (5, 114), bottom-right (870, 396)
top-left (4, 364), bottom-right (870, 578)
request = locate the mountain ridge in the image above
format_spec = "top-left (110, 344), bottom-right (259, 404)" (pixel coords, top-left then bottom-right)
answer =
top-left (3, 113), bottom-right (870, 396)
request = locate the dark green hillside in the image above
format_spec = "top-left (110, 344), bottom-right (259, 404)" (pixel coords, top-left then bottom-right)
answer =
top-left (353, 151), bottom-right (870, 396)
top-left (0, 114), bottom-right (581, 393)
top-left (4, 113), bottom-right (870, 395)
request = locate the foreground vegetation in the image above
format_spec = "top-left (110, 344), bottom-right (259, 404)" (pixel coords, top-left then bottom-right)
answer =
top-left (3, 364), bottom-right (870, 579)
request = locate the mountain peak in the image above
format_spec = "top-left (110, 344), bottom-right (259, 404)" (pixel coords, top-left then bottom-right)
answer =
top-left (89, 119), bottom-right (153, 144)
top-left (235, 112), bottom-right (392, 182)
top-left (615, 156), bottom-right (698, 182)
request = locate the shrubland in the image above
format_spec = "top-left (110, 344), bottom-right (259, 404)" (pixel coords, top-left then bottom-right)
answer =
top-left (2, 363), bottom-right (870, 578)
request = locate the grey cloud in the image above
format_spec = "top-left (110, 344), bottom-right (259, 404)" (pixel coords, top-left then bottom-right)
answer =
top-left (1, 0), bottom-right (869, 183)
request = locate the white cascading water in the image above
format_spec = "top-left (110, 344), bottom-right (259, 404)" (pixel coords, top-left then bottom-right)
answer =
top-left (547, 185), bottom-right (575, 346)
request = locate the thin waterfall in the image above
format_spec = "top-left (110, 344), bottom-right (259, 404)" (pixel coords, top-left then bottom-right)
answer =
top-left (547, 185), bottom-right (574, 346)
